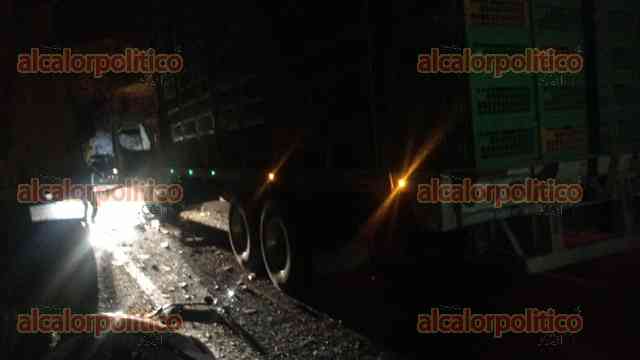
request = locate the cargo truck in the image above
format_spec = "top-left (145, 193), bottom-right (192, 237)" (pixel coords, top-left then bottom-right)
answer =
top-left (144, 0), bottom-right (640, 293)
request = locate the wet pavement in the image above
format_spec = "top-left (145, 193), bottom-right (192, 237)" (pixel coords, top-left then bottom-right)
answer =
top-left (94, 197), bottom-right (640, 359)
top-left (5, 194), bottom-right (640, 359)
top-left (86, 199), bottom-right (391, 359)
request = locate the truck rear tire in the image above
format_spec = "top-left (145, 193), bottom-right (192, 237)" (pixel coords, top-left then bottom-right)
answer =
top-left (260, 200), bottom-right (307, 295)
top-left (227, 199), bottom-right (264, 274)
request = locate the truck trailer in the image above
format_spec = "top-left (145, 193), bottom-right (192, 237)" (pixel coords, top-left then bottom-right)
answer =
top-left (143, 0), bottom-right (639, 293)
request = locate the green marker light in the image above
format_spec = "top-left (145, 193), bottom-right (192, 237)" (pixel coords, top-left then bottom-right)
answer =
top-left (188, 169), bottom-right (194, 176)
top-left (170, 169), bottom-right (175, 174)
top-left (210, 169), bottom-right (216, 176)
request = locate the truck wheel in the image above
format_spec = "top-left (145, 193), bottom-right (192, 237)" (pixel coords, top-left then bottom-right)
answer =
top-left (227, 199), bottom-right (264, 274)
top-left (260, 201), bottom-right (306, 294)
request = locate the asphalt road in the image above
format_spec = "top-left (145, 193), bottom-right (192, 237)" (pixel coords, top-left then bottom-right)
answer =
top-left (89, 199), bottom-right (640, 359)
top-left (5, 196), bottom-right (640, 359)
top-left (87, 200), bottom-right (390, 359)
